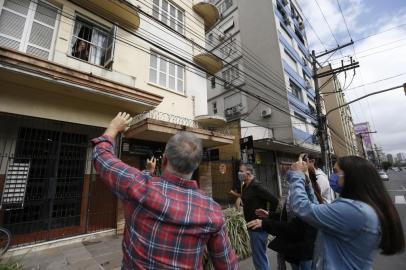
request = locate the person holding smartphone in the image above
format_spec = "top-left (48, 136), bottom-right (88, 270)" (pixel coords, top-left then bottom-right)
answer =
top-left (287, 155), bottom-right (404, 269)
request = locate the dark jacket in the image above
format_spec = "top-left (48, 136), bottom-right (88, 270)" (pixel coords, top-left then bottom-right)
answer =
top-left (263, 206), bottom-right (317, 265)
top-left (241, 179), bottom-right (279, 224)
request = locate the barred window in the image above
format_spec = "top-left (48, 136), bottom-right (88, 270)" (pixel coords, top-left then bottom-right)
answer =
top-left (71, 17), bottom-right (116, 68)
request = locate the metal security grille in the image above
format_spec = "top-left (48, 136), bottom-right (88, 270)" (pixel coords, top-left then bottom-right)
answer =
top-left (3, 127), bottom-right (87, 235)
top-left (0, 113), bottom-right (117, 247)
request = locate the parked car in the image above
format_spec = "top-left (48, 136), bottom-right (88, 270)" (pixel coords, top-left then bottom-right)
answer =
top-left (393, 167), bottom-right (400, 172)
top-left (379, 171), bottom-right (389, 181)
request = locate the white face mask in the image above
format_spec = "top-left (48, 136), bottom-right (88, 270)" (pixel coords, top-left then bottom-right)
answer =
top-left (238, 172), bottom-right (246, 181)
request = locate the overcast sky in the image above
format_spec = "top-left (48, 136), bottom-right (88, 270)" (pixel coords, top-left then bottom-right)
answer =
top-left (296, 0), bottom-right (406, 156)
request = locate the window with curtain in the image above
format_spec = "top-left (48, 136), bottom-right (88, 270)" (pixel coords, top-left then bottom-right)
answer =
top-left (152, 0), bottom-right (184, 34)
top-left (71, 17), bottom-right (116, 68)
top-left (149, 52), bottom-right (185, 94)
top-left (0, 0), bottom-right (59, 60)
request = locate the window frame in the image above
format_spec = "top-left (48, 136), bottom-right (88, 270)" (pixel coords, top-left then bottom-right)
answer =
top-left (289, 79), bottom-right (303, 101)
top-left (69, 15), bottom-right (116, 68)
top-left (149, 51), bottom-right (185, 95)
top-left (0, 0), bottom-right (60, 60)
top-left (152, 0), bottom-right (184, 34)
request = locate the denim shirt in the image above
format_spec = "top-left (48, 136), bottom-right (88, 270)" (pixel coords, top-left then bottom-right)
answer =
top-left (288, 171), bottom-right (381, 270)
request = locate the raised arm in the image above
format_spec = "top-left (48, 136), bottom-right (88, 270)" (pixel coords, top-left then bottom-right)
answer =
top-left (288, 170), bottom-right (365, 240)
top-left (92, 113), bottom-right (151, 201)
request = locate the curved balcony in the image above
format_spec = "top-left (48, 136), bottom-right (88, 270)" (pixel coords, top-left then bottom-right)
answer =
top-left (193, 53), bottom-right (223, 74)
top-left (71, 0), bottom-right (140, 29)
top-left (195, 115), bottom-right (227, 129)
top-left (193, 1), bottom-right (220, 30)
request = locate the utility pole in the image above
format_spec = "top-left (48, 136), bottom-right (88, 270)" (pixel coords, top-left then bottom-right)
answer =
top-left (312, 41), bottom-right (359, 173)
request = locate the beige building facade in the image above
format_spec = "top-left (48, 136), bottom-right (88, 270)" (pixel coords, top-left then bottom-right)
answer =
top-left (0, 0), bottom-right (232, 247)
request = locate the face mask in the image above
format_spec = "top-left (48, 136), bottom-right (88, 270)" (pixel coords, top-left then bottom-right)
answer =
top-left (238, 172), bottom-right (246, 181)
top-left (329, 173), bottom-right (344, 193)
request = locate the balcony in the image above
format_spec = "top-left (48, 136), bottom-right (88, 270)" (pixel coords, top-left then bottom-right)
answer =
top-left (195, 115), bottom-right (227, 129)
top-left (193, 53), bottom-right (223, 74)
top-left (193, 1), bottom-right (220, 30)
top-left (126, 111), bottom-right (234, 148)
top-left (293, 127), bottom-right (318, 145)
top-left (71, 0), bottom-right (140, 29)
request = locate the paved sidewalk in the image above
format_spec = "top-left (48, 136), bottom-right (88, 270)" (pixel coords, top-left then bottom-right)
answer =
top-left (12, 234), bottom-right (290, 270)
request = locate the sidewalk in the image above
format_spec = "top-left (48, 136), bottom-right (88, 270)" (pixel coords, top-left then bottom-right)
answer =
top-left (11, 234), bottom-right (290, 270)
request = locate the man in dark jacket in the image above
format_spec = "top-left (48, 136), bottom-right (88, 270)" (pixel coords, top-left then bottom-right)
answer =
top-left (231, 163), bottom-right (279, 270)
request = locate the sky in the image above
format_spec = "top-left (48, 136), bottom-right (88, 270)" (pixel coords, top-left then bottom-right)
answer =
top-left (296, 0), bottom-right (406, 156)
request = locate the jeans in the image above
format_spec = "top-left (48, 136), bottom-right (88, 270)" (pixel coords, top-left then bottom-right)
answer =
top-left (248, 230), bottom-right (270, 270)
top-left (290, 260), bottom-right (312, 270)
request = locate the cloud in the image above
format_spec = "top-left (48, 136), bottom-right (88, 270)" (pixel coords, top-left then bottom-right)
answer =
top-left (297, 0), bottom-right (406, 155)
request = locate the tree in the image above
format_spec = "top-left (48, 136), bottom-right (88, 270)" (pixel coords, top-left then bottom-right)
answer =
top-left (381, 161), bottom-right (392, 171)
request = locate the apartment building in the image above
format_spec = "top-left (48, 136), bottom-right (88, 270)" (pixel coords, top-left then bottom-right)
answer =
top-left (206, 0), bottom-right (319, 196)
top-left (0, 0), bottom-right (233, 247)
top-left (318, 65), bottom-right (358, 157)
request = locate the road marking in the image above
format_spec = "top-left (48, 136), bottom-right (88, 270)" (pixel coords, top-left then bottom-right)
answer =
top-left (395, 195), bottom-right (406, 204)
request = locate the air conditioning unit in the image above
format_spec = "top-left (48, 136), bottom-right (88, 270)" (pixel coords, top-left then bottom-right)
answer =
top-left (299, 21), bottom-right (305, 30)
top-left (218, 34), bottom-right (225, 42)
top-left (305, 79), bottom-right (312, 89)
top-left (284, 17), bottom-right (291, 26)
top-left (261, 108), bottom-right (272, 118)
top-left (282, 0), bottom-right (288, 6)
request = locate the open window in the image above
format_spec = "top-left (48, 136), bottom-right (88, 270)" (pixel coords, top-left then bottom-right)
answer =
top-left (71, 16), bottom-right (116, 68)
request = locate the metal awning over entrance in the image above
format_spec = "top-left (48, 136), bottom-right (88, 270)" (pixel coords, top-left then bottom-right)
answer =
top-left (254, 139), bottom-right (321, 155)
top-left (125, 111), bottom-right (234, 148)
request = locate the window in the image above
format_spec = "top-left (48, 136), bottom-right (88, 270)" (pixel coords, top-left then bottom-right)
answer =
top-left (295, 27), bottom-right (305, 45)
top-left (71, 17), bottom-right (116, 68)
top-left (220, 38), bottom-right (237, 58)
top-left (308, 103), bottom-right (316, 115)
top-left (212, 102), bottom-right (217, 114)
top-left (208, 33), bottom-right (214, 44)
top-left (153, 0), bottom-right (184, 34)
top-left (211, 76), bottom-right (216, 88)
top-left (222, 66), bottom-right (239, 88)
top-left (0, 0), bottom-right (58, 60)
top-left (284, 49), bottom-right (297, 72)
top-left (290, 79), bottom-right (302, 101)
top-left (219, 0), bottom-right (233, 14)
top-left (149, 52), bottom-right (185, 94)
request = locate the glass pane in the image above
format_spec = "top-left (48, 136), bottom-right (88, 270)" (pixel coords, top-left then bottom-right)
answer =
top-left (26, 45), bottom-right (49, 59)
top-left (159, 58), bottom-right (167, 72)
top-left (170, 17), bottom-right (176, 29)
top-left (177, 79), bottom-right (183, 93)
top-left (150, 54), bottom-right (157, 68)
top-left (177, 65), bottom-right (184, 79)
top-left (0, 36), bottom-right (20, 50)
top-left (159, 72), bottom-right (166, 86)
top-left (4, 0), bottom-right (30, 15)
top-left (149, 68), bottom-right (157, 83)
top-left (29, 22), bottom-right (54, 49)
top-left (169, 76), bottom-right (175, 90)
top-left (177, 22), bottom-right (183, 34)
top-left (169, 62), bottom-right (175, 76)
top-left (162, 0), bottom-right (168, 12)
top-left (0, 9), bottom-right (26, 39)
top-left (177, 10), bottom-right (183, 22)
top-left (34, 2), bottom-right (58, 27)
top-left (170, 5), bottom-right (176, 17)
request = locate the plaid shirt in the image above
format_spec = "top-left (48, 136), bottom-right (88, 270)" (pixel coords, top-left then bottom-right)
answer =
top-left (92, 135), bottom-right (238, 270)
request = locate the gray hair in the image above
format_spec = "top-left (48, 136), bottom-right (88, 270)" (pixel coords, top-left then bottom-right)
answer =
top-left (165, 132), bottom-right (203, 175)
top-left (240, 163), bottom-right (256, 176)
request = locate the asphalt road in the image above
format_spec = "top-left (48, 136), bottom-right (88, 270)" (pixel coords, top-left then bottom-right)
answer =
top-left (373, 169), bottom-right (406, 269)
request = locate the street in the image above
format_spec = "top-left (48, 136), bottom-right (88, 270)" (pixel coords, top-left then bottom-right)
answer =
top-left (374, 169), bottom-right (406, 269)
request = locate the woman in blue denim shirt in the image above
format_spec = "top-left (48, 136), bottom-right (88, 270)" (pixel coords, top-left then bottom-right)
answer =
top-left (288, 156), bottom-right (404, 270)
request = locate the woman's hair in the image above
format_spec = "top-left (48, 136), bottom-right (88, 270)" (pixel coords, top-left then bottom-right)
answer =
top-left (338, 156), bottom-right (405, 255)
top-left (308, 167), bottom-right (325, 204)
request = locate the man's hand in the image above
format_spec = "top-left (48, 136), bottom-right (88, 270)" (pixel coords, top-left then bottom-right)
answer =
top-left (105, 112), bottom-right (132, 138)
top-left (255, 208), bottom-right (269, 218)
top-left (146, 157), bottom-right (156, 175)
top-left (246, 219), bottom-right (262, 230)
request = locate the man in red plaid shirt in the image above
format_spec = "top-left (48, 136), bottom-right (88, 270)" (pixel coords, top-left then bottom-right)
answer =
top-left (92, 112), bottom-right (239, 270)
